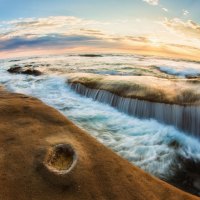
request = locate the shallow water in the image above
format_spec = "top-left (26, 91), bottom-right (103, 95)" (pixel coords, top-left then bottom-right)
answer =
top-left (1, 54), bottom-right (200, 195)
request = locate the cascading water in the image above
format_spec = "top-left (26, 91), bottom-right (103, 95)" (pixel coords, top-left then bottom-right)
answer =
top-left (69, 82), bottom-right (200, 139)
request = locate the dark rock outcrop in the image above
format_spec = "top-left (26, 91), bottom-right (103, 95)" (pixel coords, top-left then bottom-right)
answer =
top-left (7, 66), bottom-right (42, 76)
top-left (79, 54), bottom-right (103, 57)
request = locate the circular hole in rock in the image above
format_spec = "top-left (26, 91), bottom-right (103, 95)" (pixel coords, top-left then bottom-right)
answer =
top-left (45, 144), bottom-right (77, 174)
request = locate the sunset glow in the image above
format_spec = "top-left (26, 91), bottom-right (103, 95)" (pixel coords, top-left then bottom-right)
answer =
top-left (0, 0), bottom-right (200, 60)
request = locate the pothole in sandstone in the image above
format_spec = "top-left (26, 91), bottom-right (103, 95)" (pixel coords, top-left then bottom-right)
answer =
top-left (44, 144), bottom-right (77, 174)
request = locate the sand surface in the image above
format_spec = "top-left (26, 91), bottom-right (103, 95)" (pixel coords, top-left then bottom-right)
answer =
top-left (0, 90), bottom-right (199, 200)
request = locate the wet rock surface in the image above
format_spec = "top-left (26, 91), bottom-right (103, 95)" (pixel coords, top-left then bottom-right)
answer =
top-left (8, 65), bottom-right (42, 76)
top-left (169, 156), bottom-right (200, 196)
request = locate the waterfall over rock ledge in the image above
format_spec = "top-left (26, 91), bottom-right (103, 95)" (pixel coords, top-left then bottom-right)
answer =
top-left (69, 82), bottom-right (200, 139)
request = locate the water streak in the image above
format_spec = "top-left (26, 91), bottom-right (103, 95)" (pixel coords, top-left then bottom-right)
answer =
top-left (69, 82), bottom-right (200, 139)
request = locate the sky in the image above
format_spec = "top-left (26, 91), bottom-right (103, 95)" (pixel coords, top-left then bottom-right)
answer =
top-left (0, 0), bottom-right (200, 60)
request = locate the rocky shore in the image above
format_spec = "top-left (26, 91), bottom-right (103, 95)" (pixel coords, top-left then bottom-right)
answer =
top-left (0, 89), bottom-right (199, 200)
top-left (67, 73), bottom-right (200, 105)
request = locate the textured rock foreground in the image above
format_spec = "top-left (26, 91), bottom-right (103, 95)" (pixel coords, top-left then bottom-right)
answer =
top-left (0, 90), bottom-right (199, 200)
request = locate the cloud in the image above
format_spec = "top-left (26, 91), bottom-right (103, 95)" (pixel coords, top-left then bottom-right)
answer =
top-left (0, 16), bottom-right (110, 40)
top-left (0, 35), bottom-right (108, 51)
top-left (162, 8), bottom-right (168, 12)
top-left (79, 29), bottom-right (105, 36)
top-left (0, 16), bottom-right (151, 53)
top-left (1, 16), bottom-right (200, 61)
top-left (142, 0), bottom-right (169, 13)
top-left (142, 0), bottom-right (159, 6)
top-left (124, 36), bottom-right (150, 43)
top-left (4, 16), bottom-right (100, 28)
top-left (163, 18), bottom-right (200, 39)
top-left (0, 16), bottom-right (154, 52)
top-left (182, 10), bottom-right (189, 16)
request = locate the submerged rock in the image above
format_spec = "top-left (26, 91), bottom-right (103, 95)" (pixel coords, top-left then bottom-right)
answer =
top-left (8, 66), bottom-right (42, 76)
top-left (186, 75), bottom-right (200, 79)
top-left (79, 54), bottom-right (103, 57)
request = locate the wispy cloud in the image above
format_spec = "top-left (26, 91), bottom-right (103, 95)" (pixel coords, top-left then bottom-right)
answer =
top-left (142, 0), bottom-right (169, 14)
top-left (142, 0), bottom-right (159, 6)
top-left (182, 10), bottom-right (189, 16)
top-left (0, 16), bottom-right (109, 40)
top-left (162, 8), bottom-right (168, 12)
top-left (163, 18), bottom-right (200, 39)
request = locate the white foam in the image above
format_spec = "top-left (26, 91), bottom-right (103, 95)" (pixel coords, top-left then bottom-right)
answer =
top-left (158, 66), bottom-right (200, 77)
